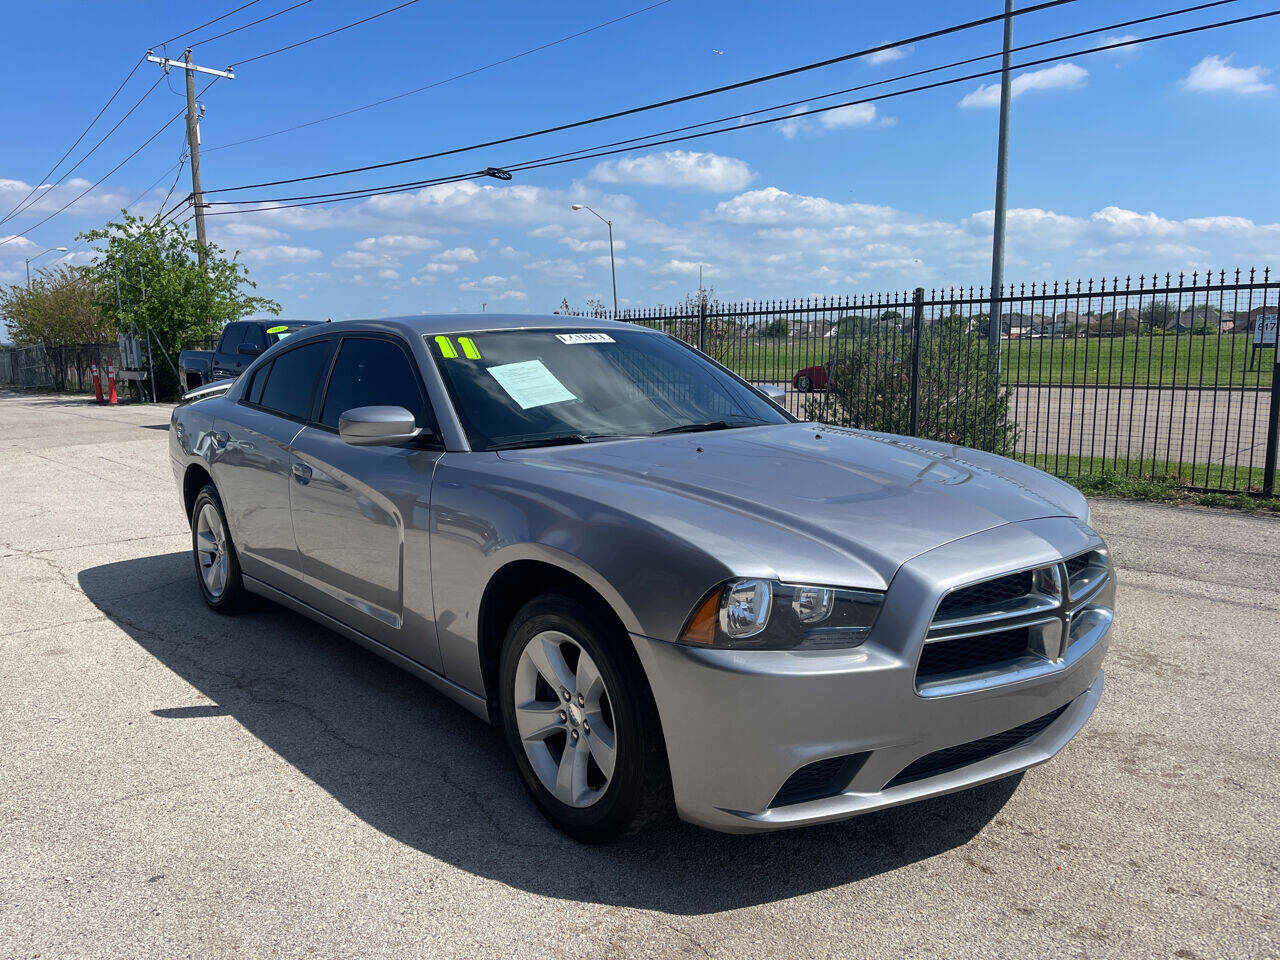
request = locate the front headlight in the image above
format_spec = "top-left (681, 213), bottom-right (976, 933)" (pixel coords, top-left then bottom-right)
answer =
top-left (680, 578), bottom-right (883, 650)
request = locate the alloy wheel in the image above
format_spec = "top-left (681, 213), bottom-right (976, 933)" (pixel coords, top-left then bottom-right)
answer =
top-left (195, 502), bottom-right (230, 599)
top-left (513, 630), bottom-right (618, 808)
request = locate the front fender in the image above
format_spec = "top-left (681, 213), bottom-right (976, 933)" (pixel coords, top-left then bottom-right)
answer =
top-left (428, 454), bottom-right (733, 696)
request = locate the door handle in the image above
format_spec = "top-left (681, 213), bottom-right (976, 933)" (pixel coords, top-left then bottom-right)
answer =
top-left (291, 462), bottom-right (313, 485)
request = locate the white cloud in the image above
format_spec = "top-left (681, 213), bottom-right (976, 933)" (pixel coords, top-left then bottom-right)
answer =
top-left (0, 234), bottom-right (40, 256)
top-left (239, 245), bottom-right (323, 265)
top-left (776, 107), bottom-right (807, 139)
top-left (820, 103), bottom-right (878, 129)
top-left (1182, 55), bottom-right (1274, 95)
top-left (419, 262), bottom-right (458, 274)
top-left (354, 234), bottom-right (440, 253)
top-left (960, 63), bottom-right (1088, 108)
top-left (589, 150), bottom-right (754, 192)
top-left (497, 290), bottom-right (527, 301)
top-left (437, 246), bottom-right (480, 263)
top-left (377, 268), bottom-right (400, 280)
top-left (1099, 34), bottom-right (1139, 53)
top-left (863, 45), bottom-right (910, 66)
top-left (460, 274), bottom-right (518, 292)
top-left (558, 236), bottom-right (625, 253)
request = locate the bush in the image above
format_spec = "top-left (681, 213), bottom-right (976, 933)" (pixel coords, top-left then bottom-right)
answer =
top-left (804, 314), bottom-right (1018, 453)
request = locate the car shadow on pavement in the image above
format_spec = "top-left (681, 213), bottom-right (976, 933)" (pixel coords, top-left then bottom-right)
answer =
top-left (79, 551), bottom-right (1021, 915)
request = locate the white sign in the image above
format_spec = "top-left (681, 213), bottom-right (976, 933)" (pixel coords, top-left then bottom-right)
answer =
top-left (1253, 312), bottom-right (1277, 348)
top-left (487, 360), bottom-right (577, 410)
top-left (555, 333), bottom-right (615, 345)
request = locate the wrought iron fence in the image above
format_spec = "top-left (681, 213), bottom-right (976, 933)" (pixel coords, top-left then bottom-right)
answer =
top-left (596, 268), bottom-right (1279, 496)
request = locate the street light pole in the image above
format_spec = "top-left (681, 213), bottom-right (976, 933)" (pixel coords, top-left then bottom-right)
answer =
top-left (25, 246), bottom-right (68, 288)
top-left (571, 203), bottom-right (618, 316)
top-left (987, 0), bottom-right (1015, 366)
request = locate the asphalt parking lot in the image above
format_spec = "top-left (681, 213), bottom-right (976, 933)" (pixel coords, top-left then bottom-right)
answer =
top-left (1, 388), bottom-right (1276, 960)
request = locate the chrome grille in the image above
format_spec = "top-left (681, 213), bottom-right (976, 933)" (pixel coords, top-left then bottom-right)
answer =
top-left (917, 549), bottom-right (1111, 696)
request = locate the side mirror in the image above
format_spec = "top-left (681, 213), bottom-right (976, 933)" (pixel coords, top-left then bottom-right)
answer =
top-left (237, 343), bottom-right (263, 356)
top-left (759, 384), bottom-right (787, 404)
top-left (338, 405), bottom-right (423, 446)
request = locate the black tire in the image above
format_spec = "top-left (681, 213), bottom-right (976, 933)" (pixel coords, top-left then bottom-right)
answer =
top-left (190, 482), bottom-right (249, 613)
top-left (499, 594), bottom-right (672, 843)
top-left (795, 374), bottom-right (812, 392)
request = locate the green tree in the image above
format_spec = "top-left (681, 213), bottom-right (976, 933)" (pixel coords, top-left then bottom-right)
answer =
top-left (1139, 300), bottom-right (1177, 333)
top-left (78, 211), bottom-right (279, 398)
top-left (805, 314), bottom-right (1017, 454)
top-left (0, 265), bottom-right (112, 390)
top-left (762, 316), bottom-right (789, 338)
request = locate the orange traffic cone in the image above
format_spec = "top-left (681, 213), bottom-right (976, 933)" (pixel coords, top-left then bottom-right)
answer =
top-left (91, 364), bottom-right (105, 403)
top-left (107, 361), bottom-right (118, 405)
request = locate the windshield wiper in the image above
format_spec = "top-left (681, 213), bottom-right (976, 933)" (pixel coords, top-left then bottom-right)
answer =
top-left (651, 419), bottom-right (764, 436)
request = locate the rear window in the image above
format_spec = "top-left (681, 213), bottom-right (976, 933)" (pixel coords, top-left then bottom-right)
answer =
top-left (257, 340), bottom-right (334, 420)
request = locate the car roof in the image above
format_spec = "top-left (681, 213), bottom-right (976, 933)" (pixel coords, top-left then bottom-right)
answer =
top-left (310, 314), bottom-right (640, 337)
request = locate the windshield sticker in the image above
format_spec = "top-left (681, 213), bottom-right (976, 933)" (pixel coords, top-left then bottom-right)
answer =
top-left (434, 335), bottom-right (459, 359)
top-left (488, 360), bottom-right (577, 410)
top-left (458, 336), bottom-right (483, 360)
top-left (265, 325), bottom-right (289, 334)
top-left (555, 332), bottom-right (614, 345)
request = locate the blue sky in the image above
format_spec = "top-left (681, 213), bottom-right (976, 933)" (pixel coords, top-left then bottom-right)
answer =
top-left (2, 0), bottom-right (1278, 320)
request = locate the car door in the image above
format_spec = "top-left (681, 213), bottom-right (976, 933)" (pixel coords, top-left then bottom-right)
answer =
top-left (212, 336), bottom-right (336, 592)
top-left (211, 322), bottom-right (245, 379)
top-left (287, 334), bottom-right (444, 670)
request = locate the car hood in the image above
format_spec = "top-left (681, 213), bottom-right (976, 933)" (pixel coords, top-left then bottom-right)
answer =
top-left (496, 423), bottom-right (1088, 589)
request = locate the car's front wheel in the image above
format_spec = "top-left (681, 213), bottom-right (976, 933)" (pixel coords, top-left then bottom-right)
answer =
top-left (190, 483), bottom-right (249, 613)
top-left (499, 595), bottom-right (670, 842)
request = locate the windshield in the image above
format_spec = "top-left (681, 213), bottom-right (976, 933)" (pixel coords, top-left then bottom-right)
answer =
top-left (427, 328), bottom-right (790, 450)
top-left (264, 322), bottom-right (317, 345)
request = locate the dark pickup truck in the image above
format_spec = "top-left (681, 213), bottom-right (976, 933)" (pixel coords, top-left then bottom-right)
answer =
top-left (179, 319), bottom-right (318, 391)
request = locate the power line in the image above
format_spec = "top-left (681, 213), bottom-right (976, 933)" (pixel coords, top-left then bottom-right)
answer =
top-left (205, 0), bottom-right (1080, 195)
top-left (204, 0), bottom-right (677, 154)
top-left (470, 0), bottom-right (1247, 191)
top-left (155, 0), bottom-right (263, 47)
top-left (0, 79), bottom-right (219, 249)
top-left (204, 7), bottom-right (1280, 216)
top-left (230, 0), bottom-right (424, 67)
top-left (0, 56), bottom-right (148, 227)
top-left (186, 0), bottom-right (316, 48)
top-left (0, 72), bottom-right (167, 228)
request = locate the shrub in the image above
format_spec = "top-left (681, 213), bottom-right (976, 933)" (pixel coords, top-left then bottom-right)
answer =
top-left (804, 314), bottom-right (1018, 453)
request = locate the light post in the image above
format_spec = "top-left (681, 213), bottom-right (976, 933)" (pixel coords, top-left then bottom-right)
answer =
top-left (571, 204), bottom-right (618, 316)
top-left (25, 246), bottom-right (68, 288)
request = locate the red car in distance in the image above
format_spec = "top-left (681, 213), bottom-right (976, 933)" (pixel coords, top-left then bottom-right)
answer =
top-left (791, 361), bottom-right (833, 392)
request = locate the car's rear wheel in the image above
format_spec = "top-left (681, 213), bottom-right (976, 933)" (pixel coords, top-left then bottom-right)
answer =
top-left (191, 483), bottom-right (248, 613)
top-left (795, 373), bottom-right (813, 392)
top-left (499, 594), bottom-right (670, 842)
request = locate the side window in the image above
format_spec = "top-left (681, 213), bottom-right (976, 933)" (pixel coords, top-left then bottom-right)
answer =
top-left (241, 324), bottom-right (267, 352)
top-left (320, 337), bottom-right (430, 429)
top-left (245, 360), bottom-right (272, 405)
top-left (257, 340), bottom-right (334, 421)
top-left (217, 323), bottom-right (243, 355)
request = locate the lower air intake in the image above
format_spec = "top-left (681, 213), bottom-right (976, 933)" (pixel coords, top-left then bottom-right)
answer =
top-left (770, 753), bottom-right (868, 807)
top-left (885, 704), bottom-right (1070, 789)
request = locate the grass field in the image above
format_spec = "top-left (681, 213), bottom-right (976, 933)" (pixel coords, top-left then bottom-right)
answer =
top-left (1015, 452), bottom-right (1268, 494)
top-left (716, 333), bottom-right (1273, 387)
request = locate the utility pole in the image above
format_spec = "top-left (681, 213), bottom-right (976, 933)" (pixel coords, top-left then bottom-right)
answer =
top-left (146, 49), bottom-right (234, 268)
top-left (987, 0), bottom-right (1014, 366)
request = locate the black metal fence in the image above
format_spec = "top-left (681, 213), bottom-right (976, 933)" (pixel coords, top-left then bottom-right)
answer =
top-left (598, 268), bottom-right (1279, 496)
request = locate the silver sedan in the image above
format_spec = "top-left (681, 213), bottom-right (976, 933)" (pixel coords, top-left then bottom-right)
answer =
top-left (170, 314), bottom-right (1113, 841)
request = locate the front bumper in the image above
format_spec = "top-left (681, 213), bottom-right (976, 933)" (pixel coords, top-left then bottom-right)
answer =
top-left (630, 516), bottom-right (1113, 833)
